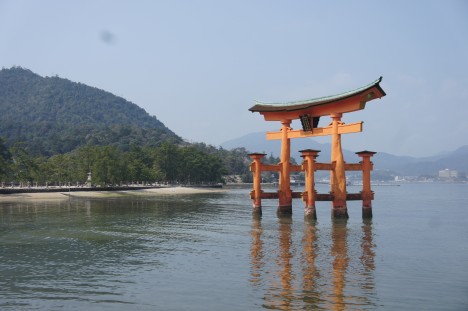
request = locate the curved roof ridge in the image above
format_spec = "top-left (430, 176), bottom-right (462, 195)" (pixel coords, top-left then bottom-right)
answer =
top-left (250, 77), bottom-right (384, 111)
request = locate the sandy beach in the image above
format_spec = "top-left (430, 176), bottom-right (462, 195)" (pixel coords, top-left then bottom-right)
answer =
top-left (0, 186), bottom-right (227, 202)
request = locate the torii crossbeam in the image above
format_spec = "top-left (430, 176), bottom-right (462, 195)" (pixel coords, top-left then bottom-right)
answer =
top-left (248, 77), bottom-right (386, 219)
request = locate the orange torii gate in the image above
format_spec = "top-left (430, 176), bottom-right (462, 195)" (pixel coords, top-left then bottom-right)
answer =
top-left (248, 77), bottom-right (386, 219)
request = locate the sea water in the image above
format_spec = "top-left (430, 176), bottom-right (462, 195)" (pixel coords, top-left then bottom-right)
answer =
top-left (0, 183), bottom-right (467, 310)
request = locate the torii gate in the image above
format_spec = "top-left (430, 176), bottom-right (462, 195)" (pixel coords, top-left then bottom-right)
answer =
top-left (248, 77), bottom-right (386, 219)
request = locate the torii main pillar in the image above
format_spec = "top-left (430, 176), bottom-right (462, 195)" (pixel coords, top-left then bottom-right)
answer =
top-left (270, 115), bottom-right (360, 217)
top-left (330, 113), bottom-right (348, 218)
top-left (278, 119), bottom-right (293, 214)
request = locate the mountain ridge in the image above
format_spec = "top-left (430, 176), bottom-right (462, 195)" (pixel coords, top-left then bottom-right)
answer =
top-left (0, 67), bottom-right (181, 155)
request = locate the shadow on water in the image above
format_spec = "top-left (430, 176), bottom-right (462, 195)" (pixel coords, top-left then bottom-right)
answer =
top-left (250, 215), bottom-right (377, 310)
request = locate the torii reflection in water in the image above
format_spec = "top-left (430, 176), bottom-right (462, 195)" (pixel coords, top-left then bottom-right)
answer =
top-left (250, 217), bottom-right (377, 310)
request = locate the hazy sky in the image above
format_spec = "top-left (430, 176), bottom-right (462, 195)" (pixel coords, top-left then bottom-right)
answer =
top-left (1, 0), bottom-right (467, 157)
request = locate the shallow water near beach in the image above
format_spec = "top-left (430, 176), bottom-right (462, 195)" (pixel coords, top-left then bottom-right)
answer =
top-left (1, 183), bottom-right (467, 310)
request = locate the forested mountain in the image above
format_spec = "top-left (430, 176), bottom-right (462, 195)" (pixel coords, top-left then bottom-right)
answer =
top-left (0, 67), bottom-right (181, 155)
top-left (0, 67), bottom-right (254, 186)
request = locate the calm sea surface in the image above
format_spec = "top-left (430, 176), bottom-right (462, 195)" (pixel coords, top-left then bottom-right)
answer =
top-left (1, 183), bottom-right (467, 310)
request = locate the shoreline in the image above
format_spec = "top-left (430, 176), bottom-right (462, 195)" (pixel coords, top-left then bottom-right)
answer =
top-left (0, 184), bottom-right (222, 194)
top-left (0, 186), bottom-right (227, 202)
top-left (0, 185), bottom-right (155, 195)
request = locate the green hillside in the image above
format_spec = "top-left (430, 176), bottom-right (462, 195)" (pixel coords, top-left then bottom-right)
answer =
top-left (0, 67), bottom-right (181, 155)
top-left (0, 67), bottom-right (254, 186)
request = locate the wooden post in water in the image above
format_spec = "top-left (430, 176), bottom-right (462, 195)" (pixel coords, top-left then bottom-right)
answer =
top-left (330, 113), bottom-right (348, 219)
top-left (300, 149), bottom-right (320, 220)
top-left (249, 153), bottom-right (266, 215)
top-left (356, 151), bottom-right (376, 218)
top-left (278, 120), bottom-right (293, 215)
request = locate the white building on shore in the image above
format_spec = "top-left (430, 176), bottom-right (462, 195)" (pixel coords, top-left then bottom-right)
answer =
top-left (438, 169), bottom-right (458, 179)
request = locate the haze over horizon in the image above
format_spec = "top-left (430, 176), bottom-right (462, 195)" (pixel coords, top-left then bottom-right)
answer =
top-left (1, 1), bottom-right (467, 157)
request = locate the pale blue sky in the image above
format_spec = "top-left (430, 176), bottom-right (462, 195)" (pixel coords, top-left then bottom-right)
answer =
top-left (1, 0), bottom-right (467, 157)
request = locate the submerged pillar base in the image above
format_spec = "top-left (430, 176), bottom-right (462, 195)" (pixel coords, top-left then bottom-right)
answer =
top-left (304, 206), bottom-right (317, 220)
top-left (277, 205), bottom-right (292, 216)
top-left (332, 199), bottom-right (349, 219)
top-left (362, 206), bottom-right (372, 218)
top-left (332, 206), bottom-right (349, 219)
top-left (252, 205), bottom-right (262, 216)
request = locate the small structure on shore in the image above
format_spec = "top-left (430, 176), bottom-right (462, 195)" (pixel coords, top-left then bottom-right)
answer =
top-left (86, 172), bottom-right (92, 188)
top-left (248, 77), bottom-right (386, 219)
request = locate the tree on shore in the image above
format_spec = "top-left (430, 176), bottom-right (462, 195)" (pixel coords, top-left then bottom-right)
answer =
top-left (0, 137), bottom-right (12, 182)
top-left (0, 139), bottom-right (253, 187)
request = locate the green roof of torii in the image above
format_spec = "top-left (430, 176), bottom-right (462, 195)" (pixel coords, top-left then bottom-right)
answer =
top-left (249, 77), bottom-right (386, 113)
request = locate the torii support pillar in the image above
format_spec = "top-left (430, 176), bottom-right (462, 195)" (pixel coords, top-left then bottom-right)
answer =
top-left (330, 113), bottom-right (348, 219)
top-left (277, 120), bottom-right (293, 215)
top-left (249, 153), bottom-right (266, 215)
top-left (300, 149), bottom-right (320, 220)
top-left (356, 151), bottom-right (376, 218)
